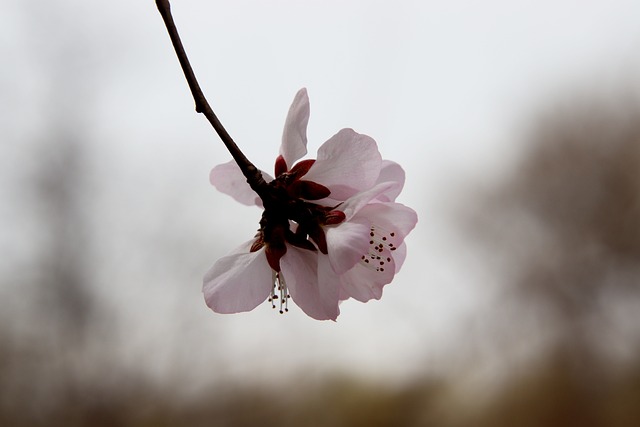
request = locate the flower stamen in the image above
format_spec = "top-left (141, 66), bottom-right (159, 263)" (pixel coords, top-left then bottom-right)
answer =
top-left (270, 271), bottom-right (290, 313)
top-left (359, 224), bottom-right (399, 272)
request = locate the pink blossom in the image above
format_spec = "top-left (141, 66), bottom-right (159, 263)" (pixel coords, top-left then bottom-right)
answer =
top-left (203, 89), bottom-right (417, 320)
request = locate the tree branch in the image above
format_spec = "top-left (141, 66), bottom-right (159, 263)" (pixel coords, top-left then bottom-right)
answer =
top-left (155, 0), bottom-right (267, 196)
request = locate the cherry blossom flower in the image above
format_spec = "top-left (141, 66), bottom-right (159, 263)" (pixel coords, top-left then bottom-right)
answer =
top-left (203, 89), bottom-right (417, 320)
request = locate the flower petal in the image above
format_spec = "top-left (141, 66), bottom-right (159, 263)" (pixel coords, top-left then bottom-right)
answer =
top-left (280, 247), bottom-right (339, 320)
top-left (210, 160), bottom-right (272, 207)
top-left (392, 242), bottom-right (407, 273)
top-left (304, 128), bottom-right (382, 200)
top-left (339, 181), bottom-right (401, 220)
top-left (339, 247), bottom-right (396, 303)
top-left (325, 220), bottom-right (370, 274)
top-left (316, 255), bottom-right (341, 319)
top-left (280, 88), bottom-right (310, 167)
top-left (374, 160), bottom-right (406, 202)
top-left (336, 202), bottom-right (415, 302)
top-left (352, 202), bottom-right (418, 242)
top-left (203, 241), bottom-right (273, 314)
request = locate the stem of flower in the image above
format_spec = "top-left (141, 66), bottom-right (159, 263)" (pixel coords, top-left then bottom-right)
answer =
top-left (155, 0), bottom-right (268, 197)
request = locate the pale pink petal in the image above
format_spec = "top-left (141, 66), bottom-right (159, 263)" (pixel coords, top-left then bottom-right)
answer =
top-left (339, 247), bottom-right (396, 302)
top-left (336, 202), bottom-right (415, 302)
top-left (280, 88), bottom-right (310, 168)
top-left (352, 202), bottom-right (418, 242)
top-left (374, 160), bottom-right (406, 202)
top-left (392, 242), bottom-right (407, 273)
top-left (338, 289), bottom-right (350, 301)
top-left (325, 220), bottom-right (370, 274)
top-left (315, 255), bottom-right (341, 319)
top-left (280, 247), bottom-right (339, 320)
top-left (203, 241), bottom-right (273, 314)
top-left (339, 181), bottom-right (401, 220)
top-left (304, 129), bottom-right (382, 200)
top-left (210, 160), bottom-right (273, 207)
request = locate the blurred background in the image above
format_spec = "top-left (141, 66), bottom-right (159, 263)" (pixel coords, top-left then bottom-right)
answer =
top-left (2, 0), bottom-right (640, 425)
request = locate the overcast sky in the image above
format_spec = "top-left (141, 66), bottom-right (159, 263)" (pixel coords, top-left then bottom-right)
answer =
top-left (2, 0), bottom-right (640, 388)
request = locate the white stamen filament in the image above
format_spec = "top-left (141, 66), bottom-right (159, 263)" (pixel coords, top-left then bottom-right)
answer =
top-left (269, 271), bottom-right (290, 313)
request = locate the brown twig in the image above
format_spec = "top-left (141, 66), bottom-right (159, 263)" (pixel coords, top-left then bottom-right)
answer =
top-left (155, 0), bottom-right (267, 196)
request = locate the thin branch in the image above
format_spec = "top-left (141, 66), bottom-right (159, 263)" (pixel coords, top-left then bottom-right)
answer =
top-left (155, 0), bottom-right (267, 196)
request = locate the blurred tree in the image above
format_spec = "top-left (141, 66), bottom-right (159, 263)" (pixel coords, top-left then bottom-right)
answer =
top-left (34, 132), bottom-right (96, 343)
top-left (460, 95), bottom-right (640, 426)
top-left (0, 2), bottom-right (108, 424)
top-left (470, 96), bottom-right (640, 358)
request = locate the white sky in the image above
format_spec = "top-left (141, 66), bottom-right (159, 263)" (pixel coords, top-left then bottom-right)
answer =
top-left (2, 0), bottom-right (640, 388)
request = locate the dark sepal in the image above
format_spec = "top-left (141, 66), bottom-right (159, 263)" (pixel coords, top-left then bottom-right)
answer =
top-left (289, 180), bottom-right (331, 200)
top-left (265, 242), bottom-right (286, 272)
top-left (288, 159), bottom-right (315, 180)
top-left (250, 234), bottom-right (265, 252)
top-left (324, 210), bottom-right (346, 225)
top-left (285, 229), bottom-right (318, 252)
top-left (274, 154), bottom-right (288, 177)
top-left (308, 224), bottom-right (328, 254)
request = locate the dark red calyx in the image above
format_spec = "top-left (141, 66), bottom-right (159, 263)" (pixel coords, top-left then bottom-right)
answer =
top-left (324, 210), bottom-right (346, 225)
top-left (265, 241), bottom-right (287, 272)
top-left (263, 222), bottom-right (288, 272)
top-left (289, 180), bottom-right (331, 200)
top-left (308, 224), bottom-right (328, 254)
top-left (288, 159), bottom-right (315, 180)
top-left (250, 233), bottom-right (265, 252)
top-left (286, 229), bottom-right (318, 252)
top-left (274, 155), bottom-right (288, 177)
top-left (265, 244), bottom-right (286, 272)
